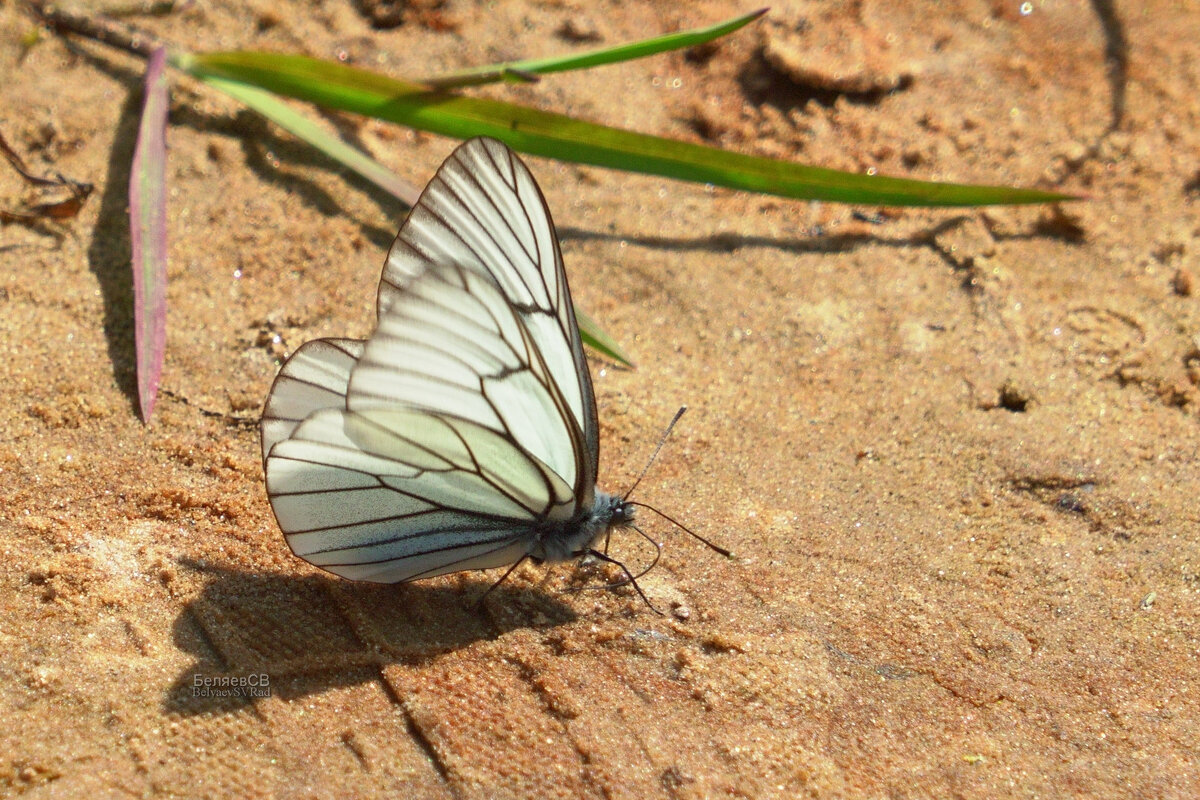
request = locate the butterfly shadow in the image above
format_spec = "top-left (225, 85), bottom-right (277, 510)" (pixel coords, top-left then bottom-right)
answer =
top-left (163, 559), bottom-right (578, 715)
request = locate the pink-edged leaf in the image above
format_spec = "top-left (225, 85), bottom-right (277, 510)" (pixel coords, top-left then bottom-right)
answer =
top-left (130, 46), bottom-right (169, 422)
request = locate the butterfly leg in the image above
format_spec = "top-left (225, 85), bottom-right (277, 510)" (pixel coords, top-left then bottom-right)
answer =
top-left (582, 549), bottom-right (664, 616)
top-left (472, 553), bottom-right (532, 610)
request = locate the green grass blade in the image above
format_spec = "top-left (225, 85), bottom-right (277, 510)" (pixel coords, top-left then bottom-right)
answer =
top-left (577, 307), bottom-right (634, 367)
top-left (130, 46), bottom-right (170, 422)
top-left (197, 74), bottom-right (420, 205)
top-left (181, 51), bottom-right (1076, 207)
top-left (178, 56), bottom-right (635, 359)
top-left (422, 8), bottom-right (767, 89)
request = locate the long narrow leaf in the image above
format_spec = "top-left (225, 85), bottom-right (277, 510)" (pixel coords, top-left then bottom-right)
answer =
top-left (198, 75), bottom-right (420, 205)
top-left (577, 307), bottom-right (633, 367)
top-left (130, 46), bottom-right (170, 422)
top-left (181, 51), bottom-right (1076, 207)
top-left (422, 8), bottom-right (767, 89)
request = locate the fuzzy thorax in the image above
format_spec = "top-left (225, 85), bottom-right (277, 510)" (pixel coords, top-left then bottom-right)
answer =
top-left (533, 490), bottom-right (634, 562)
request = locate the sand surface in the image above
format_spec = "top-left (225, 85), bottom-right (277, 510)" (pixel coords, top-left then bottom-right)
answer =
top-left (2, 1), bottom-right (1198, 797)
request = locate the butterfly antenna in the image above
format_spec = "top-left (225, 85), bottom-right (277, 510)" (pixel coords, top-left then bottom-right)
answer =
top-left (623, 405), bottom-right (688, 501)
top-left (626, 502), bottom-right (732, 558)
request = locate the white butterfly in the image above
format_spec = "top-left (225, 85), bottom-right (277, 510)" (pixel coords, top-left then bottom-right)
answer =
top-left (260, 137), bottom-right (700, 600)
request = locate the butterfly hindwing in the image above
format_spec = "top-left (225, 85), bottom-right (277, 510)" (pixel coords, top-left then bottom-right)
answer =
top-left (260, 337), bottom-right (363, 458)
top-left (265, 406), bottom-right (570, 583)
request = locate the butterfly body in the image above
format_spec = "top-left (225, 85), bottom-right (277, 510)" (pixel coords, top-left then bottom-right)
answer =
top-left (528, 490), bottom-right (633, 563)
top-left (260, 138), bottom-right (638, 586)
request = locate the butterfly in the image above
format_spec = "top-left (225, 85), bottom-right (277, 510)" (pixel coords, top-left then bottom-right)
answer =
top-left (260, 137), bottom-right (724, 607)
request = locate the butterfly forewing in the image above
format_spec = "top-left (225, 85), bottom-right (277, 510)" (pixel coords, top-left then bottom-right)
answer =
top-left (379, 138), bottom-right (598, 493)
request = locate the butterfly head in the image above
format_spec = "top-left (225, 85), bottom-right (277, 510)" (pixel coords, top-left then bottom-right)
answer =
top-left (598, 490), bottom-right (636, 529)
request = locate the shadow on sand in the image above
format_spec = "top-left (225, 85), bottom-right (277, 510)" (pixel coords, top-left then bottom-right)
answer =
top-left (164, 559), bottom-right (578, 715)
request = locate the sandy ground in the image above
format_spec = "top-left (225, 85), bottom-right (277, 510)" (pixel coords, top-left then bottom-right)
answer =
top-left (2, 0), bottom-right (1198, 797)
